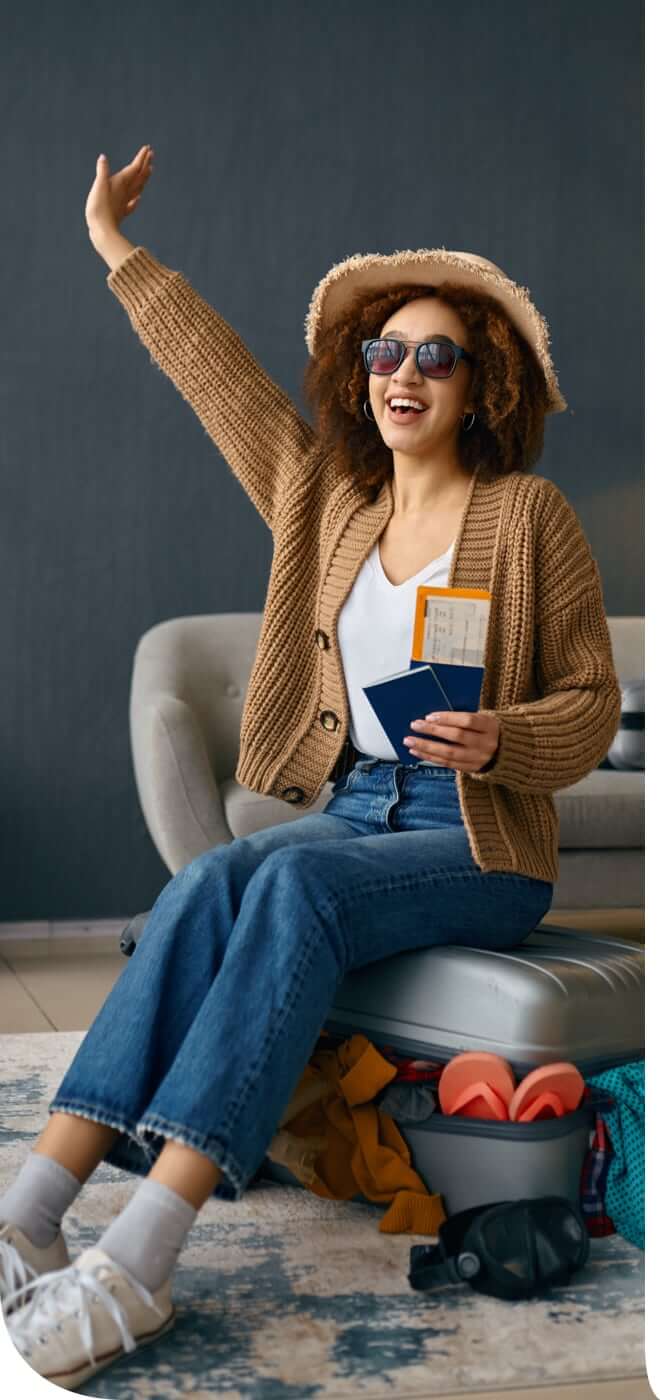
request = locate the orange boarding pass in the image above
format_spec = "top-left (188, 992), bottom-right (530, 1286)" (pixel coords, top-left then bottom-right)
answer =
top-left (409, 586), bottom-right (492, 711)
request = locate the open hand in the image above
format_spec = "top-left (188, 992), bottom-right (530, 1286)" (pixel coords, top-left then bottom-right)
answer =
top-left (404, 710), bottom-right (501, 773)
top-left (85, 145), bottom-right (154, 241)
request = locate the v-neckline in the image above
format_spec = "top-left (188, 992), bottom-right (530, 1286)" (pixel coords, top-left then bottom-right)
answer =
top-left (374, 536), bottom-right (455, 591)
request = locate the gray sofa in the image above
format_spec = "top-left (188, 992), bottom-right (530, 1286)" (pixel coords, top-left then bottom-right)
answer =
top-left (128, 613), bottom-right (643, 911)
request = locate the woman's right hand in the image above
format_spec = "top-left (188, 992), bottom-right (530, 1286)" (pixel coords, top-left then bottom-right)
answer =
top-left (85, 145), bottom-right (154, 244)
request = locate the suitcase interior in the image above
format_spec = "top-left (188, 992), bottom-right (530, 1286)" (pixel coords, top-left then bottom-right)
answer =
top-left (260, 926), bottom-right (644, 1214)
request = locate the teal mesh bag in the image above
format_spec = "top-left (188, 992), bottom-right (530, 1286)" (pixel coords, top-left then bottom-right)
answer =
top-left (586, 1060), bottom-right (644, 1249)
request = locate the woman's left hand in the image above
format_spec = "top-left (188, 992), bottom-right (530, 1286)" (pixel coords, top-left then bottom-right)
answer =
top-left (404, 711), bottom-right (501, 773)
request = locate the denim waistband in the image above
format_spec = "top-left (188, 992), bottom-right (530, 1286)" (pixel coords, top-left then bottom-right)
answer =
top-left (352, 749), bottom-right (455, 775)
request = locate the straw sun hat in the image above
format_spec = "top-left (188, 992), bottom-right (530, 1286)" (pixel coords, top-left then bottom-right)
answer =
top-left (304, 247), bottom-right (567, 415)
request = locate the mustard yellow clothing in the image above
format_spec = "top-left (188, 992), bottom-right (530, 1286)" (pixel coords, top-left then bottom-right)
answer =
top-left (107, 245), bottom-right (621, 885)
top-left (270, 1033), bottom-right (446, 1235)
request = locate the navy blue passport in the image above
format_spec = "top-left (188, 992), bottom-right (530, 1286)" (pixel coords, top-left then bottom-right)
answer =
top-left (362, 665), bottom-right (454, 765)
top-left (408, 659), bottom-right (484, 712)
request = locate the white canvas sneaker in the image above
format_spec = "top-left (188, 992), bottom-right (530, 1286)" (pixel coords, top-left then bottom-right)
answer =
top-left (0, 1222), bottom-right (70, 1314)
top-left (5, 1245), bottom-right (175, 1390)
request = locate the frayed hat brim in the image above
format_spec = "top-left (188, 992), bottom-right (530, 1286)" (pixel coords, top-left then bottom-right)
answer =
top-left (304, 246), bottom-right (567, 415)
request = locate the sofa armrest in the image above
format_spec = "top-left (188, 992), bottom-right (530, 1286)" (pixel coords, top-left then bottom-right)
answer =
top-left (133, 694), bottom-right (233, 873)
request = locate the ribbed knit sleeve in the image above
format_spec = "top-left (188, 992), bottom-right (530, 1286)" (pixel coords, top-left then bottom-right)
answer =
top-left (106, 246), bottom-right (320, 530)
top-left (471, 481), bottom-right (622, 793)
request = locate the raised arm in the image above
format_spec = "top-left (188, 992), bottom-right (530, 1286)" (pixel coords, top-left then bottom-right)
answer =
top-left (85, 149), bottom-right (321, 531)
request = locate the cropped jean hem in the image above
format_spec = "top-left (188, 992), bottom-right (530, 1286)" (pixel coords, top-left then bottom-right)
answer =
top-left (137, 1113), bottom-right (248, 1202)
top-left (48, 1097), bottom-right (249, 1203)
top-left (48, 1097), bottom-right (158, 1174)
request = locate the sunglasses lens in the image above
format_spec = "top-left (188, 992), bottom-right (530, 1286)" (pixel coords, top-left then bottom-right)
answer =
top-left (366, 339), bottom-right (456, 377)
top-left (419, 342), bottom-right (456, 377)
top-left (365, 340), bottom-right (402, 373)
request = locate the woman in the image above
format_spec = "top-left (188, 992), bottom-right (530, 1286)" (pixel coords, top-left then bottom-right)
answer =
top-left (2, 146), bottom-right (620, 1388)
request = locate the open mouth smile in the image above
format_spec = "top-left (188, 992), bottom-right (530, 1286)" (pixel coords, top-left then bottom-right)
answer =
top-left (386, 401), bottom-right (429, 423)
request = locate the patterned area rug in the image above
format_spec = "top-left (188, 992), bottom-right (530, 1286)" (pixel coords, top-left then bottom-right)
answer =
top-left (0, 1032), bottom-right (645, 1398)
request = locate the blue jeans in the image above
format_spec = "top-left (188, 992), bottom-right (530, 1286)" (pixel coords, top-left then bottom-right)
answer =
top-left (50, 756), bottom-right (554, 1202)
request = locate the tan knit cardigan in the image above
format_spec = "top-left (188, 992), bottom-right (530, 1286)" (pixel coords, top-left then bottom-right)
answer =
top-left (107, 245), bottom-right (621, 886)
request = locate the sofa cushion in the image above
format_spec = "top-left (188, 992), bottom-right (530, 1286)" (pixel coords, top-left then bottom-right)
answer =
top-left (555, 769), bottom-right (643, 849)
top-left (223, 780), bottom-right (333, 838)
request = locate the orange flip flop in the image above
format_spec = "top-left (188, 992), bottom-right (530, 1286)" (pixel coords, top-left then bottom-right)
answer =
top-left (445, 1081), bottom-right (510, 1120)
top-left (439, 1052), bottom-right (516, 1119)
top-left (508, 1063), bottom-right (585, 1122)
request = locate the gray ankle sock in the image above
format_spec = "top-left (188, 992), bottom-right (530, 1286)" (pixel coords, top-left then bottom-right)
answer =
top-left (0, 1150), bottom-right (81, 1247)
top-left (97, 1179), bottom-right (198, 1293)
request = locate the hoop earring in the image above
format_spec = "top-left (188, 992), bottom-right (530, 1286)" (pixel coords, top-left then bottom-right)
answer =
top-left (462, 412), bottom-right (476, 431)
top-left (363, 399), bottom-right (376, 422)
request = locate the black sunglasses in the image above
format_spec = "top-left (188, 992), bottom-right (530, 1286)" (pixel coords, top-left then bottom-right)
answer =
top-left (361, 336), bottom-right (475, 380)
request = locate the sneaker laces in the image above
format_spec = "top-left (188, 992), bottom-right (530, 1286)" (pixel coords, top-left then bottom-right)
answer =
top-left (0, 1236), bottom-right (38, 1304)
top-left (6, 1257), bottom-right (165, 1366)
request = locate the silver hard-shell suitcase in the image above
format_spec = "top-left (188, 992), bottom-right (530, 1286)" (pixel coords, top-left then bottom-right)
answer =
top-left (264, 926), bottom-right (644, 1215)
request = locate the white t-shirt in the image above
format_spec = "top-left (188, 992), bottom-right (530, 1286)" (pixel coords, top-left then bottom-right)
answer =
top-left (336, 535), bottom-right (455, 760)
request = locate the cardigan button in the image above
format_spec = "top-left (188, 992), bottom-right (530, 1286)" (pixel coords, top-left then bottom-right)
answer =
top-left (315, 629), bottom-right (330, 649)
top-left (281, 786), bottom-right (305, 804)
top-left (320, 710), bottom-right (339, 731)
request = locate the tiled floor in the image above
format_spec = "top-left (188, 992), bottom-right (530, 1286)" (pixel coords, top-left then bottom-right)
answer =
top-left (0, 923), bottom-right (129, 1032)
top-left (0, 909), bottom-right (649, 1400)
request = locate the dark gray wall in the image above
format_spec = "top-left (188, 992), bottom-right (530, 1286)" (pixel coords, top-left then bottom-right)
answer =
top-left (1, 0), bottom-right (642, 920)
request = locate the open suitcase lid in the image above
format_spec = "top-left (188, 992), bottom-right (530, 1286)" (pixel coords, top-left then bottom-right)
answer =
top-left (325, 926), bottom-right (644, 1078)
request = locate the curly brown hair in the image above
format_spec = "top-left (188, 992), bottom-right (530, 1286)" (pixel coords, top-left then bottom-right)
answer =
top-left (302, 282), bottom-right (550, 497)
